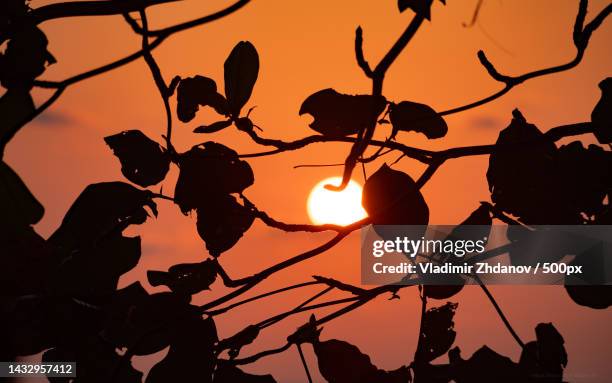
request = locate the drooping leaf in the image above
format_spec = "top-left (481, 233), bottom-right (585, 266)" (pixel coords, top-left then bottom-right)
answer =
top-left (0, 89), bottom-right (35, 153)
top-left (148, 259), bottom-right (218, 295)
top-left (564, 242), bottom-right (612, 309)
top-left (104, 130), bottom-right (170, 187)
top-left (174, 142), bottom-right (254, 213)
top-left (146, 316), bottom-right (218, 383)
top-left (416, 302), bottom-right (457, 363)
top-left (216, 324), bottom-right (260, 359)
top-left (224, 41), bottom-right (259, 117)
top-left (591, 77), bottom-right (611, 144)
top-left (0, 24), bottom-right (55, 89)
top-left (362, 164), bottom-right (429, 240)
top-left (196, 194), bottom-right (254, 257)
top-left (312, 337), bottom-right (411, 383)
top-left (397, 0), bottom-right (446, 20)
top-left (176, 75), bottom-right (229, 122)
top-left (487, 110), bottom-right (568, 224)
top-left (449, 345), bottom-right (525, 383)
top-left (389, 101), bottom-right (448, 139)
top-left (49, 182), bottom-right (157, 251)
top-left (0, 160), bottom-right (43, 228)
top-left (299, 88), bottom-right (387, 137)
top-left (193, 120), bottom-right (233, 133)
top-left (519, 323), bottom-right (567, 383)
top-left (214, 362), bottom-right (277, 383)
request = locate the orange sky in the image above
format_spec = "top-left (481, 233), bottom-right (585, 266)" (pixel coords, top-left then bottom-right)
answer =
top-left (8, 1), bottom-right (612, 381)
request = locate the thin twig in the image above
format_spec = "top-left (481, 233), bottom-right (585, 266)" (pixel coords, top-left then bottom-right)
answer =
top-left (297, 344), bottom-right (314, 383)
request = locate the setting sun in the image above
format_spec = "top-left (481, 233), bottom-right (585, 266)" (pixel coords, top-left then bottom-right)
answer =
top-left (307, 177), bottom-right (368, 226)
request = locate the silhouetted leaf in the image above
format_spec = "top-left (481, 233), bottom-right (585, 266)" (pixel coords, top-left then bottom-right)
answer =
top-left (196, 194), bottom-right (254, 257)
top-left (564, 242), bottom-right (612, 309)
top-left (299, 88), bottom-right (387, 137)
top-left (217, 324), bottom-right (260, 359)
top-left (43, 335), bottom-right (143, 383)
top-left (0, 24), bottom-right (55, 89)
top-left (48, 234), bottom-right (142, 298)
top-left (519, 323), bottom-right (567, 383)
top-left (591, 77), bottom-right (611, 144)
top-left (214, 362), bottom-right (277, 383)
top-left (224, 41), bottom-right (259, 117)
top-left (148, 259), bottom-right (218, 295)
top-left (194, 120), bottom-right (233, 133)
top-left (49, 182), bottom-right (156, 251)
top-left (102, 282), bottom-right (149, 347)
top-left (449, 345), bottom-right (525, 383)
top-left (104, 130), bottom-right (170, 187)
top-left (362, 164), bottom-right (429, 240)
top-left (487, 110), bottom-right (568, 224)
top-left (0, 89), bottom-right (34, 152)
top-left (389, 101), bottom-right (448, 139)
top-left (174, 142), bottom-right (254, 213)
top-left (312, 337), bottom-right (411, 383)
top-left (416, 302), bottom-right (457, 363)
top-left (176, 75), bottom-right (229, 122)
top-left (398, 0), bottom-right (446, 20)
top-left (146, 316), bottom-right (217, 383)
top-left (0, 160), bottom-right (43, 228)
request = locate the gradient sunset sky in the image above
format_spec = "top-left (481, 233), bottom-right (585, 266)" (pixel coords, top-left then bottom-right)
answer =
top-left (8, 1), bottom-right (612, 382)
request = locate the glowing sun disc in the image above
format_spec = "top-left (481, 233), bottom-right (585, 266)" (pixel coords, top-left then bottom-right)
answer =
top-left (307, 177), bottom-right (368, 226)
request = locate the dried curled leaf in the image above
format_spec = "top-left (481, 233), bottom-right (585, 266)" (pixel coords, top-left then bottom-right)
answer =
top-left (397, 0), bottom-right (447, 20)
top-left (217, 324), bottom-right (260, 359)
top-left (0, 89), bottom-right (35, 153)
top-left (49, 182), bottom-right (157, 251)
top-left (174, 142), bottom-right (254, 213)
top-left (389, 101), bottom-right (448, 139)
top-left (362, 164), bottom-right (429, 240)
top-left (299, 88), bottom-right (387, 137)
top-left (591, 77), bottom-right (611, 144)
top-left (450, 345), bottom-right (525, 383)
top-left (104, 130), bottom-right (170, 187)
top-left (196, 194), bottom-right (254, 257)
top-left (147, 259), bottom-right (218, 295)
top-left (224, 41), bottom-right (259, 117)
top-left (416, 302), bottom-right (458, 363)
top-left (0, 160), bottom-right (43, 229)
top-left (193, 120), bottom-right (233, 134)
top-left (176, 75), bottom-right (228, 122)
top-left (564, 242), bottom-right (612, 309)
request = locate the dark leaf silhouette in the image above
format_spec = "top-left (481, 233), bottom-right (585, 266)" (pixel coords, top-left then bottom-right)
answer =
top-left (591, 77), bottom-right (611, 144)
top-left (107, 291), bottom-right (197, 355)
top-left (148, 259), bottom-right (218, 295)
top-left (194, 120), bottom-right (233, 134)
top-left (224, 41), bottom-right (259, 117)
top-left (214, 362), bottom-right (277, 383)
top-left (487, 110), bottom-right (566, 224)
top-left (0, 160), bottom-right (43, 228)
top-left (43, 335), bottom-right (143, 383)
top-left (519, 323), bottom-right (567, 383)
top-left (174, 142), bottom-right (254, 213)
top-left (397, 0), bottom-right (446, 20)
top-left (0, 24), bottom-right (55, 89)
top-left (363, 164), bottom-right (429, 240)
top-left (416, 302), bottom-right (457, 363)
top-left (48, 234), bottom-right (141, 298)
top-left (104, 130), bottom-right (171, 187)
top-left (101, 282), bottom-right (149, 347)
top-left (299, 88), bottom-right (387, 137)
top-left (196, 194), bottom-right (255, 257)
top-left (176, 75), bottom-right (229, 122)
top-left (425, 204), bottom-right (491, 299)
top-left (146, 315), bottom-right (217, 383)
top-left (217, 324), bottom-right (260, 359)
top-left (449, 345), bottom-right (525, 383)
top-left (312, 337), bottom-right (411, 383)
top-left (49, 182), bottom-right (156, 251)
top-left (564, 242), bottom-right (612, 309)
top-left (389, 101), bottom-right (448, 139)
top-left (0, 89), bottom-right (35, 152)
